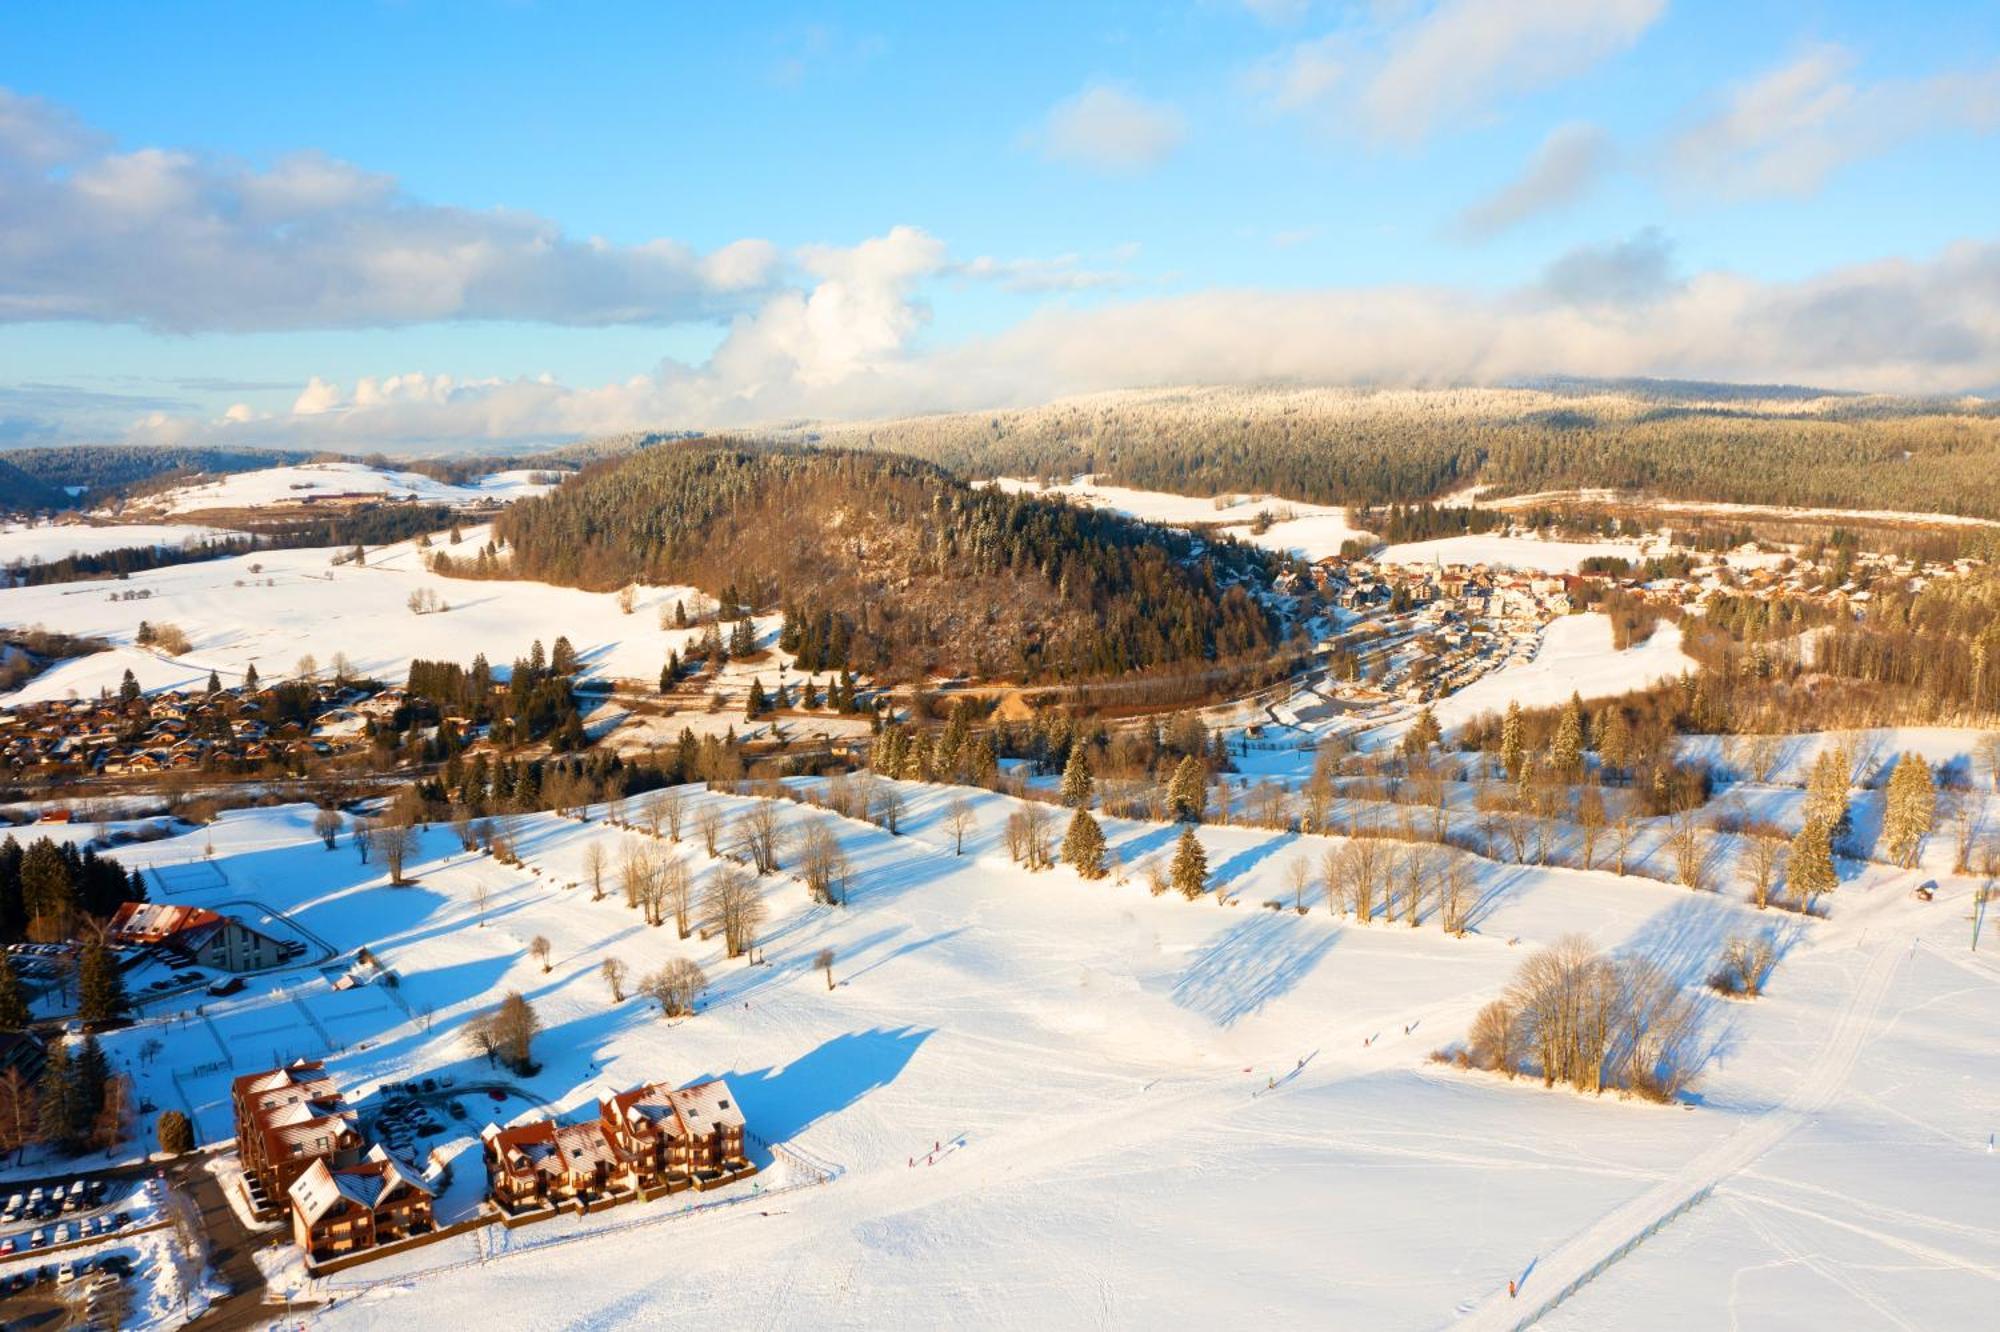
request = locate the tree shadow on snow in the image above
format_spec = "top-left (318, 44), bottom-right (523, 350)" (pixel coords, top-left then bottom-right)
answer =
top-left (1169, 913), bottom-right (1337, 1027)
top-left (1212, 830), bottom-right (1300, 886)
top-left (692, 1025), bottom-right (932, 1144)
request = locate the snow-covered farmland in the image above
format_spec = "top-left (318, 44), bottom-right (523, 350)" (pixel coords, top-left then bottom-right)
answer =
top-left (0, 522), bottom-right (237, 565)
top-left (69, 771), bottom-right (2000, 1330)
top-left (992, 475), bottom-right (1375, 560)
top-left (1375, 533), bottom-right (1649, 573)
top-left (119, 462), bottom-right (555, 516)
top-left (0, 527), bottom-right (708, 702)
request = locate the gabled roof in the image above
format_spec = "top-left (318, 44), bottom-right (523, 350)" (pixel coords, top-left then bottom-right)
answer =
top-left (288, 1145), bottom-right (434, 1227)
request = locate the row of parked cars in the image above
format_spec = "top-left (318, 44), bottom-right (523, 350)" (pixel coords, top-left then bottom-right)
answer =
top-left (2, 1211), bottom-right (132, 1255)
top-left (3, 1250), bottom-right (132, 1293)
top-left (2, 1178), bottom-right (109, 1224)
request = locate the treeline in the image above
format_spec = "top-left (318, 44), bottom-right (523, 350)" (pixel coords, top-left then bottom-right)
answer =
top-left (7, 505), bottom-right (461, 588)
top-left (404, 641), bottom-right (585, 750)
top-left (1, 445), bottom-right (306, 504)
top-left (796, 384), bottom-right (2000, 519)
top-left (1358, 501), bottom-right (1506, 544)
top-left (0, 836), bottom-right (147, 944)
top-left (487, 441), bottom-right (1279, 683)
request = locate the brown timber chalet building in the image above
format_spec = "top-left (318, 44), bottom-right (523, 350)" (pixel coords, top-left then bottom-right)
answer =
top-left (482, 1078), bottom-right (751, 1213)
top-left (231, 1060), bottom-right (365, 1214)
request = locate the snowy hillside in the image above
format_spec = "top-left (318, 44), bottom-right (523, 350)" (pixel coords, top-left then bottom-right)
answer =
top-left (122, 462), bottom-right (556, 515)
top-left (0, 527), bottom-right (702, 701)
top-left (70, 774), bottom-right (1999, 1330)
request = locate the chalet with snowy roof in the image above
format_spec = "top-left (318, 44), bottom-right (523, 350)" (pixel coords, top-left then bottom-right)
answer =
top-left (482, 1077), bottom-right (753, 1213)
top-left (481, 1117), bottom-right (630, 1210)
top-left (599, 1079), bottom-right (750, 1184)
top-left (288, 1144), bottom-right (436, 1261)
top-left (232, 1060), bottom-right (366, 1210)
top-left (107, 900), bottom-right (290, 972)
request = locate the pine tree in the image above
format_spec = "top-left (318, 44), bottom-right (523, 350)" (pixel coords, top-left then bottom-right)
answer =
top-left (746, 678), bottom-right (768, 717)
top-left (729, 616), bottom-right (756, 657)
top-left (78, 937), bottom-right (128, 1026)
top-left (1803, 749), bottom-right (1851, 838)
top-left (551, 636), bottom-right (578, 677)
top-left (1549, 698), bottom-right (1584, 777)
top-left (37, 1041), bottom-right (75, 1152)
top-left (1500, 701), bottom-right (1526, 781)
top-left (119, 670), bottom-right (140, 705)
top-left (1598, 707), bottom-right (1633, 779)
top-left (0, 954), bottom-right (27, 1033)
top-left (1402, 706), bottom-right (1441, 755)
top-left (1790, 817), bottom-right (1838, 909)
top-left (1061, 809), bottom-right (1108, 880)
top-left (1170, 826), bottom-right (1209, 900)
top-left (244, 662), bottom-right (260, 691)
top-left (206, 670), bottom-right (221, 695)
top-left (72, 1036), bottom-right (109, 1133)
top-left (1167, 755), bottom-right (1207, 823)
top-left (659, 662), bottom-right (673, 694)
top-left (1882, 752), bottom-right (1936, 870)
top-left (1060, 744), bottom-right (1094, 809)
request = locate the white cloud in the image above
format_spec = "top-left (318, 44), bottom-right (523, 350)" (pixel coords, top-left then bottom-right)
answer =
top-left (1454, 122), bottom-right (1612, 238)
top-left (0, 87), bottom-right (781, 332)
top-left (1668, 46), bottom-right (2000, 198)
top-left (1255, 0), bottom-right (1662, 142)
top-left (127, 232), bottom-right (2000, 450)
top-left (1031, 84), bottom-right (1186, 173)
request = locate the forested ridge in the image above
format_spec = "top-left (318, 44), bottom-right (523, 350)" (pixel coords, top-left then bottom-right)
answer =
top-left (787, 384), bottom-right (2000, 518)
top-left (487, 441), bottom-right (1279, 683)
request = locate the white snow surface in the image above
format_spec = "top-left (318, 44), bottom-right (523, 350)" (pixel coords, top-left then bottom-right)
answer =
top-left (0, 521), bottom-right (237, 564)
top-left (131, 462), bottom-right (553, 514)
top-left (1433, 614), bottom-right (1697, 729)
top-left (991, 475), bottom-right (1374, 559)
top-left (1376, 533), bottom-right (1646, 573)
top-left (0, 526), bottom-right (707, 700)
top-left (67, 772), bottom-right (1995, 1331)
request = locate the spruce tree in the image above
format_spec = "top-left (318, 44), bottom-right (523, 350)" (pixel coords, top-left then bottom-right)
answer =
top-left (746, 679), bottom-right (768, 717)
top-left (1170, 826), bottom-right (1209, 901)
top-left (1790, 817), bottom-right (1838, 910)
top-left (1500, 701), bottom-right (1526, 781)
top-left (1061, 809), bottom-right (1108, 880)
top-left (78, 937), bottom-right (128, 1026)
top-left (0, 954), bottom-right (27, 1032)
top-left (206, 670), bottom-right (221, 695)
top-left (1550, 701), bottom-right (1584, 778)
top-left (1882, 752), bottom-right (1936, 870)
top-left (73, 1035), bottom-right (109, 1136)
top-left (157, 1109), bottom-right (194, 1156)
top-left (37, 1041), bottom-right (75, 1153)
top-left (1060, 745), bottom-right (1094, 809)
top-left (119, 670), bottom-right (140, 705)
top-left (1598, 707), bottom-right (1633, 780)
top-left (1402, 706), bottom-right (1441, 756)
top-left (1167, 755), bottom-right (1207, 824)
top-left (244, 662), bottom-right (260, 690)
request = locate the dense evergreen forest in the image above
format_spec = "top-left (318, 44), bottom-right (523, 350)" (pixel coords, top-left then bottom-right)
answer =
top-left (485, 441), bottom-right (1280, 683)
top-left (793, 384), bottom-right (2000, 519)
top-left (0, 444), bottom-right (308, 505)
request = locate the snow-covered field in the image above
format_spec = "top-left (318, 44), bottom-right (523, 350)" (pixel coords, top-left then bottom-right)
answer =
top-left (121, 462), bottom-right (555, 516)
top-left (1433, 614), bottom-right (1697, 730)
top-left (992, 476), bottom-right (1374, 560)
top-left (1375, 533), bottom-right (1649, 573)
top-left (55, 766), bottom-right (1996, 1330)
top-left (0, 522), bottom-right (237, 565)
top-left (0, 527), bottom-right (711, 701)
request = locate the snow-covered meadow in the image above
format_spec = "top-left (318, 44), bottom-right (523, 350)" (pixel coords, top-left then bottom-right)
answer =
top-left (0, 522), bottom-right (239, 566)
top-left (117, 462), bottom-right (556, 516)
top-left (992, 476), bottom-right (1375, 560)
top-left (0, 526), bottom-right (710, 702)
top-left (61, 765), bottom-right (1999, 1330)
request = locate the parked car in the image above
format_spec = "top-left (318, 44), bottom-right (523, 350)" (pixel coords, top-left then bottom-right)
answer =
top-left (56, 1261), bottom-right (74, 1285)
top-left (0, 1238), bottom-right (15, 1255)
top-left (53, 1223), bottom-right (70, 1245)
top-left (28, 1228), bottom-right (45, 1248)
top-left (113, 1211), bottom-right (131, 1228)
top-left (207, 976), bottom-right (247, 997)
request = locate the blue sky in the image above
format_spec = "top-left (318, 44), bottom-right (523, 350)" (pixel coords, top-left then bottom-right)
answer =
top-left (2, 1), bottom-right (1997, 449)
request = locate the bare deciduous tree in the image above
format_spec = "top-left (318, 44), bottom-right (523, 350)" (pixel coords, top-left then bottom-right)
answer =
top-left (642, 958), bottom-right (707, 1017)
top-left (600, 956), bottom-right (628, 1002)
top-left (944, 796), bottom-right (976, 855)
top-left (815, 947), bottom-right (836, 990)
top-left (530, 935), bottom-right (552, 972)
top-left (799, 823), bottom-right (852, 905)
top-left (582, 842), bottom-right (608, 901)
top-left (703, 865), bottom-right (765, 959)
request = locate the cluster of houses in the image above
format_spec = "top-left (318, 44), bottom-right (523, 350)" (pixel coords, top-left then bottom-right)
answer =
top-left (0, 679), bottom-right (408, 776)
top-left (231, 1059), bottom-right (754, 1269)
top-left (483, 1079), bottom-right (753, 1216)
top-left (1296, 556), bottom-right (1577, 623)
